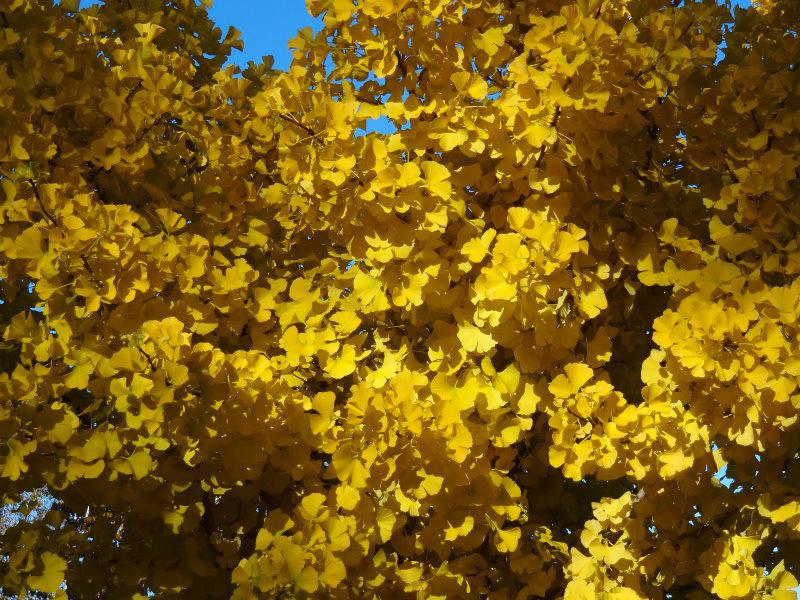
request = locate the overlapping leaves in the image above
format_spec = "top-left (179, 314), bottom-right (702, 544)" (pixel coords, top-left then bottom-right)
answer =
top-left (1, 0), bottom-right (799, 598)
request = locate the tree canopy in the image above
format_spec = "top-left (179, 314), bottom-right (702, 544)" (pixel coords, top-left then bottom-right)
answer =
top-left (1, 0), bottom-right (799, 598)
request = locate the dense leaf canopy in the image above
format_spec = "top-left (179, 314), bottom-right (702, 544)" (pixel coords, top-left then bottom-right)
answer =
top-left (1, 0), bottom-right (799, 598)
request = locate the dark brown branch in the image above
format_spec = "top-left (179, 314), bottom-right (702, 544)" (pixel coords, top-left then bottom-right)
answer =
top-left (750, 110), bottom-right (761, 133)
top-left (534, 105), bottom-right (563, 169)
top-left (595, 0), bottom-right (606, 19)
top-left (137, 347), bottom-right (157, 373)
top-left (29, 181), bottom-right (58, 229)
top-left (278, 112), bottom-right (318, 138)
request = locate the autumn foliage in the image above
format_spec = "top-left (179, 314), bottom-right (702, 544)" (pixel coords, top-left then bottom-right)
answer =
top-left (1, 0), bottom-right (799, 597)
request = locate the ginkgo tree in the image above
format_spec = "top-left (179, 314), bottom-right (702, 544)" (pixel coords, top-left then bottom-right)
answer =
top-left (1, 0), bottom-right (799, 597)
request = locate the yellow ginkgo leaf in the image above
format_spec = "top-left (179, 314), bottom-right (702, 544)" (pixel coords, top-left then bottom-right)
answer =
top-left (444, 515), bottom-right (474, 541)
top-left (335, 483), bottom-right (360, 510)
top-left (320, 553), bottom-right (346, 588)
top-left (549, 363), bottom-right (594, 398)
top-left (494, 527), bottom-right (521, 552)
top-left (309, 391), bottom-right (336, 434)
top-left (9, 134), bottom-right (29, 160)
top-left (376, 506), bottom-right (397, 542)
top-left (575, 286), bottom-right (607, 318)
top-left (12, 226), bottom-right (45, 260)
top-left (421, 161), bottom-right (452, 199)
top-left (657, 449), bottom-right (692, 479)
top-left (128, 451), bottom-right (153, 480)
top-left (322, 344), bottom-right (358, 379)
top-left (2, 439), bottom-right (31, 480)
top-left (475, 27), bottom-right (507, 56)
top-left (299, 493), bottom-right (328, 520)
top-left (461, 229), bottom-right (496, 263)
top-left (457, 322), bottom-right (496, 353)
top-left (451, 71), bottom-right (489, 99)
top-left (353, 270), bottom-right (390, 312)
top-left (438, 130), bottom-right (468, 151)
top-left (27, 552), bottom-right (67, 594)
top-left (397, 162), bottom-right (421, 187)
top-left (295, 566), bottom-right (319, 593)
top-left (330, 310), bottom-right (361, 336)
top-left (709, 216), bottom-right (758, 257)
top-left (517, 383), bottom-right (541, 415)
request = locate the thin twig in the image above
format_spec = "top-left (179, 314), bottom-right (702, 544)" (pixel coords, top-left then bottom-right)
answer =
top-left (278, 112), bottom-right (318, 138)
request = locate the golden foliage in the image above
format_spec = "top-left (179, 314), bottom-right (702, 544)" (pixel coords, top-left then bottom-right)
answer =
top-left (1, 0), bottom-right (799, 597)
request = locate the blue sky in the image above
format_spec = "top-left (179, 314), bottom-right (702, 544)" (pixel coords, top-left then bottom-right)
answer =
top-left (208, 2), bottom-right (320, 71)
